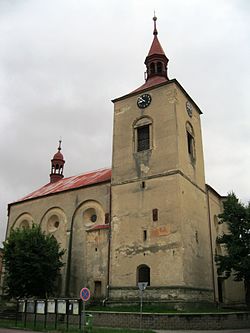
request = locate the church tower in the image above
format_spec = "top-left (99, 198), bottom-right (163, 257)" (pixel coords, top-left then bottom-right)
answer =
top-left (110, 17), bottom-right (213, 303)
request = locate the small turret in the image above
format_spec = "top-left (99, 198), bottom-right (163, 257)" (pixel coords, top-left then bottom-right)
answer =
top-left (50, 140), bottom-right (65, 183)
top-left (144, 15), bottom-right (169, 81)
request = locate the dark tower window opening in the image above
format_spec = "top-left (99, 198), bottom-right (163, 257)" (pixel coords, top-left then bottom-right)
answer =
top-left (137, 265), bottom-right (150, 286)
top-left (157, 61), bottom-right (162, 73)
top-left (150, 62), bottom-right (155, 74)
top-left (143, 230), bottom-right (147, 241)
top-left (152, 208), bottom-right (158, 221)
top-left (55, 164), bottom-right (59, 173)
top-left (187, 131), bottom-right (195, 158)
top-left (186, 122), bottom-right (195, 161)
top-left (137, 125), bottom-right (150, 152)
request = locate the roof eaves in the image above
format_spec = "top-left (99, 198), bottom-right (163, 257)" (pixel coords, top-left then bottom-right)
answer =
top-left (9, 177), bottom-right (111, 207)
top-left (206, 184), bottom-right (223, 198)
top-left (112, 78), bottom-right (203, 114)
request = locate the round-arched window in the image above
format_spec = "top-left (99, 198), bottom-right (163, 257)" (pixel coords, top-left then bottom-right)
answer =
top-left (48, 215), bottom-right (60, 233)
top-left (19, 220), bottom-right (30, 229)
top-left (83, 208), bottom-right (98, 224)
top-left (137, 264), bottom-right (150, 286)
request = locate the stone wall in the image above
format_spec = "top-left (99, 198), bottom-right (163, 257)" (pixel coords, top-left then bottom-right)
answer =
top-left (22, 310), bottom-right (250, 330)
top-left (91, 311), bottom-right (250, 330)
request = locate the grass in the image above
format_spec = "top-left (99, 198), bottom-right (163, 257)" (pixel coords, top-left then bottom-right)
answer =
top-left (0, 318), bottom-right (156, 333)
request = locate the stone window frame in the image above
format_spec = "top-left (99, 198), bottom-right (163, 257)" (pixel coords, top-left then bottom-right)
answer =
top-left (133, 116), bottom-right (153, 153)
top-left (12, 213), bottom-right (34, 230)
top-left (40, 207), bottom-right (67, 236)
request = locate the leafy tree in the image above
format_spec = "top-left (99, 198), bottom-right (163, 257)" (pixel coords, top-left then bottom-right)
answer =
top-left (216, 192), bottom-right (250, 305)
top-left (3, 224), bottom-right (65, 298)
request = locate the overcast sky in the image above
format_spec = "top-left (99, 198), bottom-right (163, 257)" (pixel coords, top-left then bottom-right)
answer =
top-left (0, 0), bottom-right (249, 244)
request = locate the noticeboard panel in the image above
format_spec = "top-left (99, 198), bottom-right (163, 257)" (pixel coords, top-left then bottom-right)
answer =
top-left (36, 301), bottom-right (45, 314)
top-left (18, 300), bottom-right (25, 313)
top-left (47, 300), bottom-right (56, 313)
top-left (27, 300), bottom-right (35, 313)
top-left (68, 300), bottom-right (79, 315)
top-left (57, 300), bottom-right (67, 314)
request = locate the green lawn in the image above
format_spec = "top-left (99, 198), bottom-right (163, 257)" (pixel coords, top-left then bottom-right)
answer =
top-left (0, 319), bottom-right (155, 333)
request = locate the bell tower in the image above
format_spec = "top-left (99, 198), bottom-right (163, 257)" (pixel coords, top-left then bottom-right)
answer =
top-left (144, 15), bottom-right (169, 81)
top-left (50, 140), bottom-right (65, 183)
top-left (110, 17), bottom-right (213, 304)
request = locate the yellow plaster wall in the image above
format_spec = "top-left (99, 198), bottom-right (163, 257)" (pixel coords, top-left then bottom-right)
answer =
top-left (111, 175), bottom-right (183, 288)
top-left (7, 182), bottom-right (110, 298)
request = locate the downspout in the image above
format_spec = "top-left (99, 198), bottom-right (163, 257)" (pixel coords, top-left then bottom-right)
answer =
top-left (206, 187), bottom-right (217, 303)
top-left (106, 184), bottom-right (112, 300)
top-left (65, 213), bottom-right (75, 296)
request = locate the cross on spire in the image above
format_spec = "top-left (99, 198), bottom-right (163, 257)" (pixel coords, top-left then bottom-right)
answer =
top-left (153, 13), bottom-right (158, 36)
top-left (58, 139), bottom-right (62, 152)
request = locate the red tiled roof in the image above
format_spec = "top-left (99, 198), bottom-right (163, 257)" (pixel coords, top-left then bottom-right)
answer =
top-left (53, 151), bottom-right (64, 160)
top-left (147, 35), bottom-right (166, 57)
top-left (86, 224), bottom-right (110, 232)
top-left (131, 76), bottom-right (168, 94)
top-left (16, 168), bottom-right (111, 203)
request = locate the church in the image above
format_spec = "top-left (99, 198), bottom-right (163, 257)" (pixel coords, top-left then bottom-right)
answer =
top-left (6, 17), bottom-right (245, 306)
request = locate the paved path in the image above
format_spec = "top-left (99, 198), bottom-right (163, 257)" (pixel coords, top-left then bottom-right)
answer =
top-left (154, 328), bottom-right (250, 333)
top-left (0, 328), bottom-right (249, 333)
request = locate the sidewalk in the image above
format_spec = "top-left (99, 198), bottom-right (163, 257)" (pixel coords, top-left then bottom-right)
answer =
top-left (155, 328), bottom-right (250, 333)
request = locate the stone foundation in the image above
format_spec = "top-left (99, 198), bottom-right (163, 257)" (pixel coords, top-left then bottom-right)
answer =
top-left (109, 285), bottom-right (214, 304)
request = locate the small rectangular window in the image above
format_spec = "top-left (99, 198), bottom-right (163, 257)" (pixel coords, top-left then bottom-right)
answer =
top-left (143, 230), bottom-right (147, 241)
top-left (105, 213), bottom-right (110, 224)
top-left (94, 281), bottom-right (102, 298)
top-left (152, 208), bottom-right (158, 221)
top-left (187, 132), bottom-right (194, 157)
top-left (137, 125), bottom-right (150, 152)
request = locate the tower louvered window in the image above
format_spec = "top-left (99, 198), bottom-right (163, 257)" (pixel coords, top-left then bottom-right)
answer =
top-left (137, 125), bottom-right (150, 151)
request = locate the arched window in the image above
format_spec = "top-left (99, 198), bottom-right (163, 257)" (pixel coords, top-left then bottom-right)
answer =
top-left (13, 213), bottom-right (33, 230)
top-left (134, 117), bottom-right (153, 152)
top-left (55, 164), bottom-right (59, 173)
top-left (137, 264), bottom-right (150, 286)
top-left (157, 62), bottom-right (162, 73)
top-left (48, 214), bottom-right (60, 233)
top-left (186, 122), bottom-right (195, 161)
top-left (150, 62), bottom-right (155, 74)
top-left (19, 220), bottom-right (30, 229)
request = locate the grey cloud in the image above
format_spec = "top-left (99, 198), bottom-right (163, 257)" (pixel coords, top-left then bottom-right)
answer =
top-left (0, 0), bottom-right (250, 243)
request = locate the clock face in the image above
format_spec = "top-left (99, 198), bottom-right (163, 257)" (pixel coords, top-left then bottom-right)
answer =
top-left (186, 101), bottom-right (193, 117)
top-left (137, 94), bottom-right (152, 109)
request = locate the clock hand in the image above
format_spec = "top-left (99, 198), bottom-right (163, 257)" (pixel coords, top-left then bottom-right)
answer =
top-left (139, 97), bottom-right (145, 103)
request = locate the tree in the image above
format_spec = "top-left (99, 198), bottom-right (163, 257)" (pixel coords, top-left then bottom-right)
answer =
top-left (3, 224), bottom-right (65, 298)
top-left (216, 192), bottom-right (250, 305)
